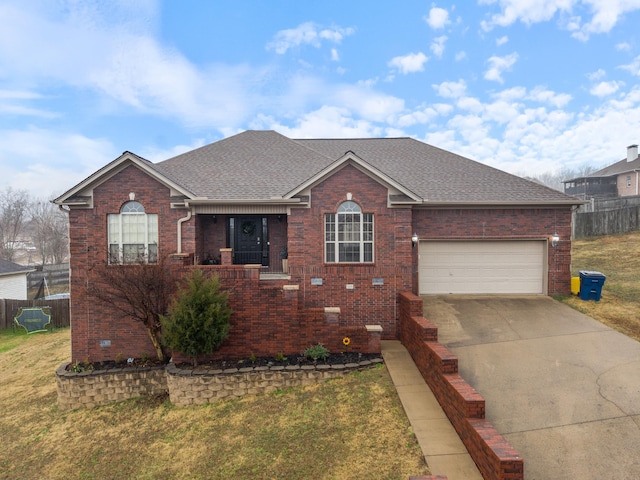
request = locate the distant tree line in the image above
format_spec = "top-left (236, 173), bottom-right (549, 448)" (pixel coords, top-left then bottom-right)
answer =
top-left (521, 164), bottom-right (597, 192)
top-left (0, 187), bottom-right (68, 265)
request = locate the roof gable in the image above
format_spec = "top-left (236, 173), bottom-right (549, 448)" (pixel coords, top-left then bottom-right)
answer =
top-left (53, 152), bottom-right (196, 207)
top-left (283, 150), bottom-right (422, 203)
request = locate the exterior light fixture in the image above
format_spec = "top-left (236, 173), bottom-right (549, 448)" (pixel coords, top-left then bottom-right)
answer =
top-left (551, 233), bottom-right (559, 248)
top-left (412, 232), bottom-right (419, 248)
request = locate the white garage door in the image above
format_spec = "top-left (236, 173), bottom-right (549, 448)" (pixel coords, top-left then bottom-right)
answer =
top-left (419, 241), bottom-right (546, 294)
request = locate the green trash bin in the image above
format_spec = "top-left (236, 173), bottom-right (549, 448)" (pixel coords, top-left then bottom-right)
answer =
top-left (579, 270), bottom-right (606, 301)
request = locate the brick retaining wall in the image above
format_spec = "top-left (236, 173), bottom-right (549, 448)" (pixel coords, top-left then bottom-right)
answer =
top-left (398, 292), bottom-right (523, 480)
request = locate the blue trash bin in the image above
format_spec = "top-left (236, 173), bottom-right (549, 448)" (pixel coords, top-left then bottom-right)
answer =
top-left (579, 270), bottom-right (606, 301)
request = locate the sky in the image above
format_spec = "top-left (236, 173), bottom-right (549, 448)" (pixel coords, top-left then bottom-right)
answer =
top-left (3, 0), bottom-right (640, 199)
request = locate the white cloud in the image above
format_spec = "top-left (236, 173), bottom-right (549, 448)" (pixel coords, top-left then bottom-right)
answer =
top-left (496, 35), bottom-right (509, 46)
top-left (333, 86), bottom-right (405, 122)
top-left (619, 55), bottom-right (640, 76)
top-left (0, 127), bottom-right (116, 199)
top-left (424, 7), bottom-right (450, 29)
top-left (590, 80), bottom-right (622, 97)
top-left (616, 42), bottom-right (631, 51)
top-left (479, 0), bottom-right (570, 30)
top-left (266, 22), bottom-right (355, 54)
top-left (253, 106), bottom-right (382, 139)
top-left (331, 48), bottom-right (340, 61)
top-left (480, 0), bottom-right (640, 41)
top-left (433, 79), bottom-right (467, 98)
top-left (0, 89), bottom-right (58, 118)
top-left (0, 1), bottom-right (263, 130)
top-left (395, 107), bottom-right (441, 127)
top-left (430, 36), bottom-right (448, 58)
top-left (484, 53), bottom-right (518, 83)
top-left (455, 51), bottom-right (467, 61)
top-left (388, 52), bottom-right (429, 74)
top-left (527, 87), bottom-right (572, 107)
top-left (587, 68), bottom-right (607, 81)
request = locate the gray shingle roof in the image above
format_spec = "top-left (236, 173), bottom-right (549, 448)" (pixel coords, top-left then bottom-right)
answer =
top-left (0, 259), bottom-right (33, 276)
top-left (153, 130), bottom-right (578, 205)
top-left (589, 155), bottom-right (640, 177)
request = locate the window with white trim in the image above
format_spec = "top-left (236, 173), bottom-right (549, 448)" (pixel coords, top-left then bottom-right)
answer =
top-left (627, 175), bottom-right (632, 187)
top-left (325, 201), bottom-right (374, 263)
top-left (108, 201), bottom-right (158, 263)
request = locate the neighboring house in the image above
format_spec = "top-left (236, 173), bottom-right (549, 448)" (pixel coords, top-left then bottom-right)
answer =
top-left (54, 130), bottom-right (580, 363)
top-left (563, 144), bottom-right (640, 199)
top-left (0, 258), bottom-right (35, 300)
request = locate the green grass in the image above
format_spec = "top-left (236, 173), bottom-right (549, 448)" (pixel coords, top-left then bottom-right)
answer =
top-left (560, 230), bottom-right (640, 342)
top-left (0, 329), bottom-right (429, 480)
top-left (0, 328), bottom-right (30, 353)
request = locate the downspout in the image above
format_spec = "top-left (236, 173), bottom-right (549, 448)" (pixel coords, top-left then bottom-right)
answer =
top-left (176, 204), bottom-right (193, 254)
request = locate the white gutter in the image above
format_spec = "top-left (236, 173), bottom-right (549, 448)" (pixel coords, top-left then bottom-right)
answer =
top-left (176, 206), bottom-right (193, 254)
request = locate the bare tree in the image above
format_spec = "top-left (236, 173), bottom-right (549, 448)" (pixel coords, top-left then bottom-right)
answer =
top-left (0, 188), bottom-right (30, 262)
top-left (523, 164), bottom-right (599, 192)
top-left (30, 199), bottom-right (69, 265)
top-left (87, 254), bottom-right (180, 362)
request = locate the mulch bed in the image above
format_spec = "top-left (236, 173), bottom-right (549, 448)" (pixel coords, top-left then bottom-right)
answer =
top-left (174, 351), bottom-right (382, 370)
top-left (71, 352), bottom-right (382, 372)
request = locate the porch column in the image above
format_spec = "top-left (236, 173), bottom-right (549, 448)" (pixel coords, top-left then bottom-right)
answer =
top-left (220, 248), bottom-right (232, 265)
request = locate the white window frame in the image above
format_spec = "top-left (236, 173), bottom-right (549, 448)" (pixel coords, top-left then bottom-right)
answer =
top-left (627, 175), bottom-right (632, 187)
top-left (325, 201), bottom-right (374, 263)
top-left (108, 201), bottom-right (158, 264)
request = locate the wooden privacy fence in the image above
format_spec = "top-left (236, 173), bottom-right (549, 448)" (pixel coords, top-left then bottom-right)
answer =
top-left (0, 298), bottom-right (70, 330)
top-left (573, 205), bottom-right (640, 238)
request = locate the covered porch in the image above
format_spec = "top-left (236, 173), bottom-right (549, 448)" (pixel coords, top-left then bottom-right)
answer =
top-left (194, 213), bottom-right (289, 274)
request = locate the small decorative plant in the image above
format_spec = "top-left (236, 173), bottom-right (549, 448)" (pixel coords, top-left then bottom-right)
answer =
top-left (69, 358), bottom-right (94, 373)
top-left (342, 337), bottom-right (351, 352)
top-left (304, 343), bottom-right (329, 362)
top-left (275, 351), bottom-right (288, 362)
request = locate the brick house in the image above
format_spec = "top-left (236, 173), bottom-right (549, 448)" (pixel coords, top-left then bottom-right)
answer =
top-left (563, 144), bottom-right (640, 199)
top-left (54, 130), bottom-right (580, 363)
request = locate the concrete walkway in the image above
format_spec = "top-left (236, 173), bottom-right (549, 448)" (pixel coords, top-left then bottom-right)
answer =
top-left (381, 340), bottom-right (482, 480)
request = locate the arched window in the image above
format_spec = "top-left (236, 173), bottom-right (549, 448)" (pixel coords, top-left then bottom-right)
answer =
top-left (108, 201), bottom-right (158, 263)
top-left (325, 201), bottom-right (374, 263)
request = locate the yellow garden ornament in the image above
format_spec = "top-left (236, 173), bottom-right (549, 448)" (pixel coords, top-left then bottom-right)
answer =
top-left (342, 337), bottom-right (351, 346)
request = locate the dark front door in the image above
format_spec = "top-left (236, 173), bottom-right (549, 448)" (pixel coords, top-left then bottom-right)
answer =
top-left (231, 216), bottom-right (268, 265)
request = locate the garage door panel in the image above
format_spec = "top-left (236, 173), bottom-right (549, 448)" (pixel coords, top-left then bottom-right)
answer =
top-left (419, 241), bottom-right (545, 294)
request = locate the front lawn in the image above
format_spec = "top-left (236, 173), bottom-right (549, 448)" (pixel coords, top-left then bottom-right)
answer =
top-left (0, 329), bottom-right (429, 479)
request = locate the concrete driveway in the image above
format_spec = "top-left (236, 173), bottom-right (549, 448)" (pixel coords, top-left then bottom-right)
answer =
top-left (422, 295), bottom-right (640, 480)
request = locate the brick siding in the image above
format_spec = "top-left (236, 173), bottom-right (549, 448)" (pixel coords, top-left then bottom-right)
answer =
top-left (413, 207), bottom-right (573, 296)
top-left (67, 163), bottom-right (572, 364)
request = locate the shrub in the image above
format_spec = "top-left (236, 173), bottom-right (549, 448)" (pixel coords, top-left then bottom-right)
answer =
top-left (303, 343), bottom-right (329, 361)
top-left (161, 269), bottom-right (232, 366)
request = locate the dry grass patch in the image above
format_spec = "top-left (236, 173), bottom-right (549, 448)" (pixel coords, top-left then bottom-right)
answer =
top-left (561, 230), bottom-right (640, 342)
top-left (0, 329), bottom-right (429, 480)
